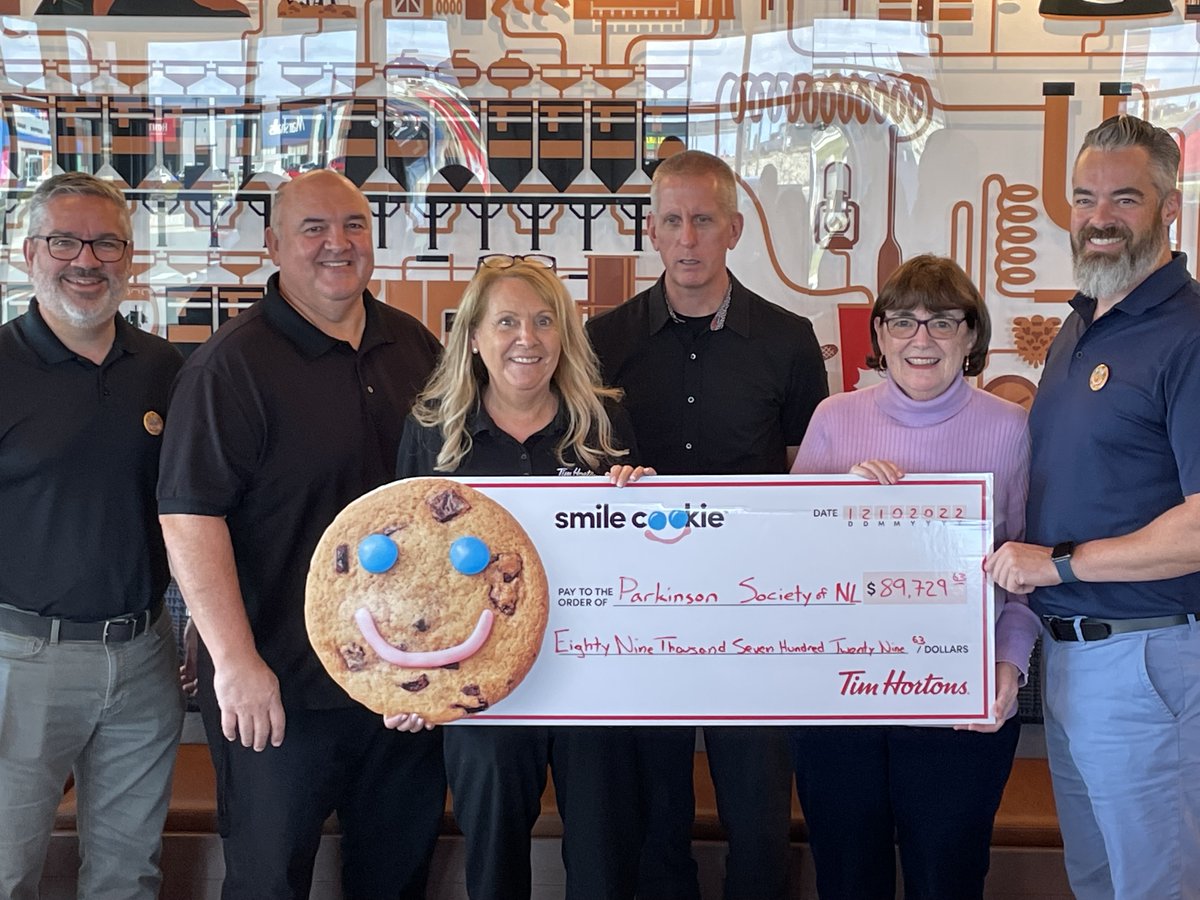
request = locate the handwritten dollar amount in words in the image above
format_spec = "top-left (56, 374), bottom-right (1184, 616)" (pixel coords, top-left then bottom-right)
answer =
top-left (863, 572), bottom-right (967, 604)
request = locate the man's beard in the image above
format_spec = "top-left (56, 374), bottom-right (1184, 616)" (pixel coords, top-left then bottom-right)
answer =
top-left (1071, 214), bottom-right (1167, 302)
top-left (31, 266), bottom-right (125, 330)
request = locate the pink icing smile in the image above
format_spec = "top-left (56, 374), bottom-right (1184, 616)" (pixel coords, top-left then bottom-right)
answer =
top-left (355, 607), bottom-right (495, 668)
top-left (643, 525), bottom-right (692, 545)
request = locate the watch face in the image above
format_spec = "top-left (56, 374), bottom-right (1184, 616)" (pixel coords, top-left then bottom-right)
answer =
top-left (1052, 541), bottom-right (1074, 561)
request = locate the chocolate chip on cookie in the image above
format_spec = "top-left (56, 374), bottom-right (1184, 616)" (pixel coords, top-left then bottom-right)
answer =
top-left (491, 552), bottom-right (523, 583)
top-left (335, 544), bottom-right (350, 574)
top-left (484, 552), bottom-right (525, 615)
top-left (453, 699), bottom-right (490, 715)
top-left (401, 674), bottom-right (430, 692)
top-left (339, 642), bottom-right (368, 671)
top-left (428, 488), bottom-right (470, 522)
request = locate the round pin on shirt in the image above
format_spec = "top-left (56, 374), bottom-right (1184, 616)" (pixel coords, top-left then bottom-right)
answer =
top-left (143, 410), bottom-right (164, 435)
top-left (1089, 364), bottom-right (1109, 392)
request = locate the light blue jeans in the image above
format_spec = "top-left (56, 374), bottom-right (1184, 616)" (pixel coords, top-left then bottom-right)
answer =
top-left (0, 608), bottom-right (184, 900)
top-left (1042, 620), bottom-right (1200, 900)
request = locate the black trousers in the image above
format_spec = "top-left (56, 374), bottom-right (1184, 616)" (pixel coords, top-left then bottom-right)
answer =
top-left (444, 724), bottom-right (642, 899)
top-left (635, 726), bottom-right (793, 900)
top-left (198, 657), bottom-right (446, 900)
top-left (790, 717), bottom-right (1021, 900)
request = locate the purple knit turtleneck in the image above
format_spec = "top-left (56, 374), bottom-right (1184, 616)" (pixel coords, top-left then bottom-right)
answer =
top-left (792, 375), bottom-right (1039, 676)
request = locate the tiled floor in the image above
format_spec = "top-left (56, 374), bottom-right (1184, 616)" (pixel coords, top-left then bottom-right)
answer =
top-left (40, 833), bottom-right (1071, 899)
top-left (41, 722), bottom-right (1069, 899)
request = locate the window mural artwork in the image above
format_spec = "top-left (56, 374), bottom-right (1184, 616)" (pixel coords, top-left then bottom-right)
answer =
top-left (2, 0), bottom-right (1198, 402)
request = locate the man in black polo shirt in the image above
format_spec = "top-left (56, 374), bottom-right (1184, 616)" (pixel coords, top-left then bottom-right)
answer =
top-left (158, 169), bottom-right (445, 900)
top-left (0, 173), bottom-right (184, 900)
top-left (587, 150), bottom-right (828, 899)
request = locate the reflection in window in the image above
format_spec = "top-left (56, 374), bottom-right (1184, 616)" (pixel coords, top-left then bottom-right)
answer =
top-left (6, 103), bottom-right (53, 187)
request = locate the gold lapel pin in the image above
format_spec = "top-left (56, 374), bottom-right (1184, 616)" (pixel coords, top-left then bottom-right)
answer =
top-left (1089, 363), bottom-right (1109, 392)
top-left (143, 410), bottom-right (164, 435)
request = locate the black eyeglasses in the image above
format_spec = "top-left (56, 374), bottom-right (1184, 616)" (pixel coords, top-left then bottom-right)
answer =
top-left (881, 314), bottom-right (967, 339)
top-left (477, 253), bottom-right (556, 272)
top-left (29, 235), bottom-right (130, 263)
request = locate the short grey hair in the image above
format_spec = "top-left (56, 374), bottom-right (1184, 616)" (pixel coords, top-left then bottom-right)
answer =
top-left (27, 172), bottom-right (131, 237)
top-left (1078, 115), bottom-right (1181, 200)
top-left (650, 149), bottom-right (739, 217)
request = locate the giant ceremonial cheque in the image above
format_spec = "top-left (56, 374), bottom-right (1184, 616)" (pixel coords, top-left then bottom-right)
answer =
top-left (307, 474), bottom-right (996, 727)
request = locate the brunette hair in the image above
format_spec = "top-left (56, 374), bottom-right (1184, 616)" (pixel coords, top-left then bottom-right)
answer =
top-left (866, 255), bottom-right (991, 377)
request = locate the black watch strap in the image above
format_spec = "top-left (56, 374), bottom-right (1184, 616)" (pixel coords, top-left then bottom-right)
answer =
top-left (1051, 541), bottom-right (1078, 584)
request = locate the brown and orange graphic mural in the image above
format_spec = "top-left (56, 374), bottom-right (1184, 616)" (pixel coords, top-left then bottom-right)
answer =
top-left (2, 0), bottom-right (1198, 403)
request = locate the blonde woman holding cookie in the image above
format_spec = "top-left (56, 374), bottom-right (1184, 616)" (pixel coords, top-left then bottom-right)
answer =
top-left (391, 255), bottom-right (649, 900)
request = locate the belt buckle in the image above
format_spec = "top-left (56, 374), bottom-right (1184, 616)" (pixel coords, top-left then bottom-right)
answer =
top-left (1046, 615), bottom-right (1107, 642)
top-left (1060, 616), bottom-right (1112, 642)
top-left (102, 616), bottom-right (137, 644)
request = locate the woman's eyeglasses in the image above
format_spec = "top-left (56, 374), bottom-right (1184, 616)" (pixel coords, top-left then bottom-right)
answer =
top-left (881, 314), bottom-right (966, 339)
top-left (477, 253), bottom-right (556, 272)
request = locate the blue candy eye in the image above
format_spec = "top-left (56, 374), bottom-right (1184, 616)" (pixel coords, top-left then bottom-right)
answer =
top-left (450, 536), bottom-right (491, 575)
top-left (646, 510), bottom-right (667, 531)
top-left (668, 509), bottom-right (688, 529)
top-left (358, 534), bottom-right (399, 573)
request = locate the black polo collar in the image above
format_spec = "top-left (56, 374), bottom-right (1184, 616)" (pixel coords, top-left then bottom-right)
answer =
top-left (260, 272), bottom-right (393, 360)
top-left (466, 396), bottom-right (568, 439)
top-left (1069, 251), bottom-right (1191, 322)
top-left (18, 298), bottom-right (134, 367)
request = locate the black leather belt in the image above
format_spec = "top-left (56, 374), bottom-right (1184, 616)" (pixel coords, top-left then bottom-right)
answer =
top-left (0, 599), bottom-right (163, 644)
top-left (1042, 612), bottom-right (1200, 642)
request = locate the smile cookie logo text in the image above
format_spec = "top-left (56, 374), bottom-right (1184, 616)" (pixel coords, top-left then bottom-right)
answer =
top-left (553, 502), bottom-right (725, 544)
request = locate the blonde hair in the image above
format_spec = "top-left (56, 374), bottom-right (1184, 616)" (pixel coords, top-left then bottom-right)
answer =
top-left (413, 262), bottom-right (627, 472)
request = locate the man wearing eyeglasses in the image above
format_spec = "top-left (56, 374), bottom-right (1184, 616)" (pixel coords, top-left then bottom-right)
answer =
top-left (587, 150), bottom-right (828, 900)
top-left (158, 169), bottom-right (445, 899)
top-left (988, 115), bottom-right (1200, 898)
top-left (0, 172), bottom-right (185, 900)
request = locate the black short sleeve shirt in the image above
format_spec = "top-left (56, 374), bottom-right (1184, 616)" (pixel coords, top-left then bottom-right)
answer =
top-left (0, 302), bottom-right (182, 619)
top-left (586, 273), bottom-right (828, 474)
top-left (158, 275), bottom-right (441, 708)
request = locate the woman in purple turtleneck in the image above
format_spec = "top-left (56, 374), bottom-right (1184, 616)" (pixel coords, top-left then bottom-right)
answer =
top-left (790, 255), bottom-right (1039, 900)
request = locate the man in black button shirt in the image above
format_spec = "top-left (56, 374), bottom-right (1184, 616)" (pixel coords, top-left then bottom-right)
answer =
top-left (158, 170), bottom-right (445, 900)
top-left (587, 150), bottom-right (828, 899)
top-left (0, 173), bottom-right (185, 900)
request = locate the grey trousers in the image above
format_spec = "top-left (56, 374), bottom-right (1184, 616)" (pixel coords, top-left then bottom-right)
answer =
top-left (0, 609), bottom-right (184, 900)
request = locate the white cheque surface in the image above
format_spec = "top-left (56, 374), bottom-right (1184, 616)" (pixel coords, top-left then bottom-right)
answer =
top-left (460, 474), bottom-right (995, 726)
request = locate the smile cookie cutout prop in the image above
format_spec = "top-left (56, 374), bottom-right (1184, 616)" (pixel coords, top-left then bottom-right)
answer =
top-left (306, 478), bottom-right (549, 723)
